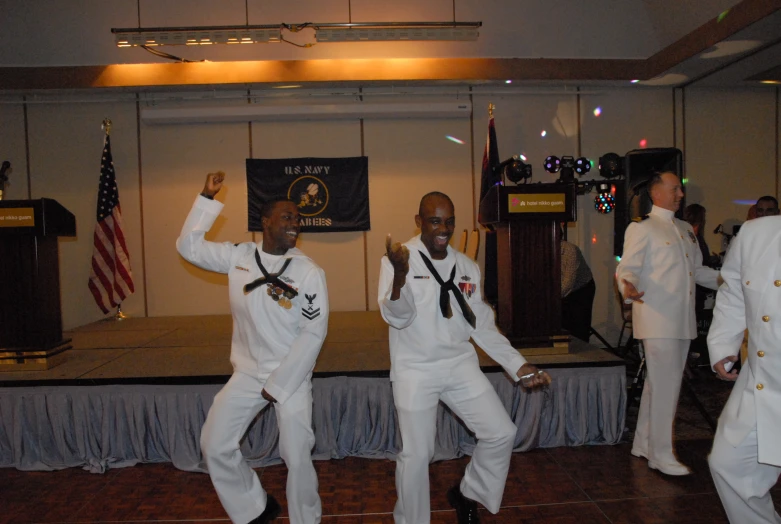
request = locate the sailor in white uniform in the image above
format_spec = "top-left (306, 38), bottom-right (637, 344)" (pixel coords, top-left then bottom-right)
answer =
top-left (379, 191), bottom-right (550, 524)
top-left (177, 172), bottom-right (328, 524)
top-left (707, 215), bottom-right (781, 524)
top-left (617, 171), bottom-right (720, 476)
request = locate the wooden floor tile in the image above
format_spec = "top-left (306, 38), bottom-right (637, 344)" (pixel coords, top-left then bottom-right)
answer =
top-left (479, 502), bottom-right (610, 523)
top-left (597, 494), bottom-right (730, 523)
top-left (546, 440), bottom-right (717, 501)
top-left (69, 463), bottom-right (225, 522)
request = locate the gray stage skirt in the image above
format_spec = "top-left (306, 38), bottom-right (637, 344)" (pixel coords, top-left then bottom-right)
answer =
top-left (0, 367), bottom-right (625, 473)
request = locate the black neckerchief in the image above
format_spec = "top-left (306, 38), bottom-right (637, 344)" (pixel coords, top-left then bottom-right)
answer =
top-left (243, 249), bottom-right (298, 297)
top-left (418, 251), bottom-right (476, 328)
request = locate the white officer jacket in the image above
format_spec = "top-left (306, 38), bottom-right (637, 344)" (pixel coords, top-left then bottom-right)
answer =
top-left (707, 215), bottom-right (781, 466)
top-left (378, 235), bottom-right (527, 382)
top-left (176, 195), bottom-right (329, 405)
top-left (617, 205), bottom-right (720, 340)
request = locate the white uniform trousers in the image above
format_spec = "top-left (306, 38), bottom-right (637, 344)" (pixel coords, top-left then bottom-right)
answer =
top-left (709, 427), bottom-right (781, 523)
top-left (200, 371), bottom-right (321, 524)
top-left (391, 359), bottom-right (518, 524)
top-left (632, 338), bottom-right (690, 464)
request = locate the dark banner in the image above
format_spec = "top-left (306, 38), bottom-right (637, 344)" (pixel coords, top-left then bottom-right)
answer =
top-left (247, 157), bottom-right (370, 233)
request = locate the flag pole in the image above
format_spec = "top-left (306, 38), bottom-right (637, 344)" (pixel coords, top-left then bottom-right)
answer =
top-left (101, 118), bottom-right (127, 322)
top-left (488, 103), bottom-right (504, 186)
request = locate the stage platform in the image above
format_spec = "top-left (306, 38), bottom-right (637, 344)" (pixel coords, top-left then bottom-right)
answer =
top-left (0, 313), bottom-right (626, 472)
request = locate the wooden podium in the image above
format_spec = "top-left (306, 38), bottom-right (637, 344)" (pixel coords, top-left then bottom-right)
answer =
top-left (479, 183), bottom-right (577, 353)
top-left (0, 199), bottom-right (76, 370)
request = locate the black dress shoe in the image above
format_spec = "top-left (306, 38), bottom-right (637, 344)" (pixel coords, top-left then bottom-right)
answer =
top-left (446, 484), bottom-right (480, 524)
top-left (248, 495), bottom-right (282, 524)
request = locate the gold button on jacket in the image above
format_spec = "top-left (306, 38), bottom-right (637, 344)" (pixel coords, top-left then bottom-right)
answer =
top-left (758, 351), bottom-right (765, 357)
top-left (757, 384), bottom-right (764, 390)
top-left (775, 280), bottom-right (781, 287)
top-left (763, 315), bottom-right (770, 322)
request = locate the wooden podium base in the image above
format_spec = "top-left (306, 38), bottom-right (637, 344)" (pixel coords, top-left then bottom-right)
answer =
top-left (0, 340), bottom-right (71, 371)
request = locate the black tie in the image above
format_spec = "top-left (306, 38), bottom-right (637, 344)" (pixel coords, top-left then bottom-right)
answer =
top-left (244, 250), bottom-right (299, 297)
top-left (418, 251), bottom-right (476, 329)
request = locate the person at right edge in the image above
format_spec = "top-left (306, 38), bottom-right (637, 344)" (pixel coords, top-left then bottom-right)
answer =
top-left (616, 172), bottom-right (720, 476)
top-left (707, 214), bottom-right (781, 524)
top-left (379, 191), bottom-right (551, 524)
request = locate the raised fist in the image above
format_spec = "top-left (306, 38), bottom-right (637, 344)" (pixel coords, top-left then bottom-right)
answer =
top-left (202, 171), bottom-right (225, 197)
top-left (386, 234), bottom-right (410, 278)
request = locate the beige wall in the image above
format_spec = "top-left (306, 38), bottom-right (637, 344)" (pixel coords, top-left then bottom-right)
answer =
top-left (682, 88), bottom-right (779, 256)
top-left (3, 86), bottom-right (780, 346)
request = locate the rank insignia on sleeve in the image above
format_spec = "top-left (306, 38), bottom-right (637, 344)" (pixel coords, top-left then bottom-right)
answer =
top-left (458, 282), bottom-right (476, 298)
top-left (302, 293), bottom-right (321, 320)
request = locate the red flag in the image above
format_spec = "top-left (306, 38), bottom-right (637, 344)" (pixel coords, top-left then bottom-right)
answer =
top-left (88, 135), bottom-right (134, 314)
top-left (479, 115), bottom-right (501, 204)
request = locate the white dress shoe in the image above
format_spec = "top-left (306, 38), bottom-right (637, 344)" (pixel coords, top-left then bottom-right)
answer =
top-left (630, 448), bottom-right (648, 459)
top-left (648, 460), bottom-right (691, 476)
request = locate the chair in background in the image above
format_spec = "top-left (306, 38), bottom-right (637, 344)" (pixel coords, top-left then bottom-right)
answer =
top-left (466, 229), bottom-right (480, 261)
top-left (457, 229), bottom-right (468, 253)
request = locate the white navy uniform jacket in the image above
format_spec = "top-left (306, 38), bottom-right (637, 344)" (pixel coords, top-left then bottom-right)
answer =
top-left (617, 205), bottom-right (720, 340)
top-left (707, 215), bottom-right (781, 467)
top-left (378, 235), bottom-right (527, 382)
top-left (177, 195), bottom-right (329, 405)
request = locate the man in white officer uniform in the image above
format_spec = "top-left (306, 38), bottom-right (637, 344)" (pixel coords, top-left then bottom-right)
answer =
top-left (617, 172), bottom-right (720, 476)
top-left (177, 172), bottom-right (328, 524)
top-left (707, 215), bottom-right (781, 524)
top-left (379, 191), bottom-right (550, 524)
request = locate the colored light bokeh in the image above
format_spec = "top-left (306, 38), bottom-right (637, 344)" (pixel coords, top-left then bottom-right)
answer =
top-left (594, 193), bottom-right (616, 214)
top-left (639, 139), bottom-right (647, 148)
top-left (445, 135), bottom-right (465, 144)
top-left (593, 107), bottom-right (602, 117)
top-left (541, 130), bottom-right (547, 137)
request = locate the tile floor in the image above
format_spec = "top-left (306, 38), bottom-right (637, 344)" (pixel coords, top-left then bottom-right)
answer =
top-left (2, 439), bottom-right (779, 523)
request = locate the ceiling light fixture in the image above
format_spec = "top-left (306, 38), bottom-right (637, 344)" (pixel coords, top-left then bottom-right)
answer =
top-left (112, 21), bottom-right (481, 47)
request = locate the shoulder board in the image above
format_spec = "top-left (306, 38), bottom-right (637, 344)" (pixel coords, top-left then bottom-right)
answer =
top-left (632, 215), bottom-right (650, 222)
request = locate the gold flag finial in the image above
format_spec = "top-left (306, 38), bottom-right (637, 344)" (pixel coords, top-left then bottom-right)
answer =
top-left (102, 118), bottom-right (112, 136)
top-left (488, 103), bottom-right (495, 118)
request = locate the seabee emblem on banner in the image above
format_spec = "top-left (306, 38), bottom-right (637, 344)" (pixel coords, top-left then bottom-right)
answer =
top-left (288, 176), bottom-right (329, 217)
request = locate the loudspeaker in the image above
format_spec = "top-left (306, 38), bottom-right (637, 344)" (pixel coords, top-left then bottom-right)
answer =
top-left (614, 148), bottom-right (684, 256)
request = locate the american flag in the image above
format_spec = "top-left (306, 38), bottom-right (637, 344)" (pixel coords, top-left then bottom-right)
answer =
top-left (478, 113), bottom-right (501, 204)
top-left (88, 135), bottom-right (134, 313)
top-left (479, 113), bottom-right (501, 306)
